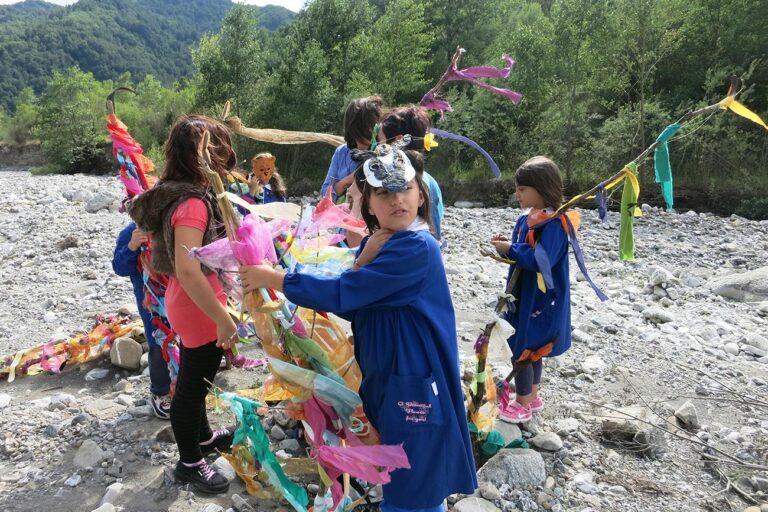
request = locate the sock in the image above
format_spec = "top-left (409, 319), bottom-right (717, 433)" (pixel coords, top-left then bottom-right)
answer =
top-left (182, 459), bottom-right (204, 468)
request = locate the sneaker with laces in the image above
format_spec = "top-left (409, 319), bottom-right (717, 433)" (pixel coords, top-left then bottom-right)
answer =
top-left (201, 427), bottom-right (235, 456)
top-left (173, 460), bottom-right (229, 494)
top-left (150, 393), bottom-right (171, 420)
top-left (530, 396), bottom-right (544, 412)
top-left (498, 400), bottom-right (532, 424)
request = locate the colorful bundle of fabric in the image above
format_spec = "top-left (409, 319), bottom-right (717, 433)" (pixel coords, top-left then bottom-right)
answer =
top-left (0, 314), bottom-right (137, 382)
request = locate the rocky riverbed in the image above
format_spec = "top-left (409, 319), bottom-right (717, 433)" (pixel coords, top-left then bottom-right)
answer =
top-left (1, 170), bottom-right (767, 512)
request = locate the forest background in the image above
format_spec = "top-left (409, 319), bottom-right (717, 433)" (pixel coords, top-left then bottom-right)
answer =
top-left (1, 0), bottom-right (767, 218)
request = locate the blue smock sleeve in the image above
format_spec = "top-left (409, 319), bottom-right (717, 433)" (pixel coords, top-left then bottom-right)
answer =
top-left (320, 145), bottom-right (345, 200)
top-left (507, 221), bottom-right (568, 272)
top-left (112, 223), bottom-right (140, 277)
top-left (284, 231), bottom-right (429, 314)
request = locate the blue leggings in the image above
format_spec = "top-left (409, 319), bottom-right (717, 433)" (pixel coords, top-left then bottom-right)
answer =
top-left (514, 359), bottom-right (543, 396)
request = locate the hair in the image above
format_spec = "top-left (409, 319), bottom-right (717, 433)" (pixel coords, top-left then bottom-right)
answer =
top-left (343, 96), bottom-right (383, 149)
top-left (161, 115), bottom-right (236, 186)
top-left (515, 156), bottom-right (564, 210)
top-left (404, 150), bottom-right (424, 174)
top-left (379, 106), bottom-right (430, 151)
top-left (250, 151), bottom-right (287, 200)
top-left (356, 156), bottom-right (433, 234)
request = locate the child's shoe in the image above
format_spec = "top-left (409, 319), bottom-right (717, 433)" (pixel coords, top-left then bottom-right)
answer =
top-left (201, 427), bottom-right (235, 456)
top-left (150, 393), bottom-right (172, 420)
top-left (530, 396), bottom-right (544, 412)
top-left (173, 459), bottom-right (229, 494)
top-left (498, 400), bottom-right (532, 424)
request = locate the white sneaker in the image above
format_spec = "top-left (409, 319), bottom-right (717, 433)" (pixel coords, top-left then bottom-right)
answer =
top-left (150, 393), bottom-right (171, 420)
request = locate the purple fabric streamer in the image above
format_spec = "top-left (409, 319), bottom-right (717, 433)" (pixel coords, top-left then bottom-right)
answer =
top-left (428, 127), bottom-right (501, 177)
top-left (420, 54), bottom-right (522, 115)
top-left (533, 244), bottom-right (554, 290)
top-left (595, 187), bottom-right (609, 224)
top-left (529, 215), bottom-right (608, 302)
top-left (226, 351), bottom-right (267, 369)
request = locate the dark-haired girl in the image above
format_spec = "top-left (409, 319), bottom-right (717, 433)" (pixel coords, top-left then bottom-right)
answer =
top-left (241, 144), bottom-right (477, 511)
top-left (490, 156), bottom-right (574, 423)
top-left (128, 115), bottom-right (237, 493)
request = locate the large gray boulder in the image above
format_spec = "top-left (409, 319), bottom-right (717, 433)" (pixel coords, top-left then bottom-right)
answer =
top-left (708, 267), bottom-right (768, 302)
top-left (477, 448), bottom-right (546, 489)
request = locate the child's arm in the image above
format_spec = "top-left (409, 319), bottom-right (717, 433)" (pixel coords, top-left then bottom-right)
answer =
top-left (112, 225), bottom-right (147, 276)
top-left (174, 226), bottom-right (238, 350)
top-left (241, 231), bottom-right (429, 314)
top-left (506, 223), bottom-right (568, 272)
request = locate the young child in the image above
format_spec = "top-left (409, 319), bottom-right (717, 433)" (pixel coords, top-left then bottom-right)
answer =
top-left (111, 222), bottom-right (172, 419)
top-left (246, 152), bottom-right (287, 204)
top-left (128, 115), bottom-right (238, 494)
top-left (490, 156), bottom-right (573, 423)
top-left (320, 95), bottom-right (383, 201)
top-left (321, 96), bottom-right (383, 247)
top-left (241, 144), bottom-right (477, 511)
top-left (378, 106), bottom-right (444, 242)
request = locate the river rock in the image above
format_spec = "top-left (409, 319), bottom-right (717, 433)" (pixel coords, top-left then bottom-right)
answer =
top-left (73, 439), bottom-right (105, 469)
top-left (708, 266), bottom-right (768, 302)
top-left (531, 432), bottom-right (563, 451)
top-left (110, 337), bottom-right (143, 370)
top-left (477, 448), bottom-right (546, 488)
top-left (601, 405), bottom-right (666, 458)
top-left (453, 497), bottom-right (501, 512)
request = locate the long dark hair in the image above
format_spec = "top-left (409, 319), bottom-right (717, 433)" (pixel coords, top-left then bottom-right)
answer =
top-left (161, 115), bottom-right (237, 187)
top-left (343, 96), bottom-right (383, 149)
top-left (515, 156), bottom-right (564, 210)
top-left (356, 164), bottom-right (432, 234)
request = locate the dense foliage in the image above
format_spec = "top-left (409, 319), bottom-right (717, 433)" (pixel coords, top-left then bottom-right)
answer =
top-left (1, 0), bottom-right (766, 216)
top-left (0, 0), bottom-right (294, 111)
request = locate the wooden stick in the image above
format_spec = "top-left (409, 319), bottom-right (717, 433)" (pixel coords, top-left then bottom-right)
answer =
top-left (556, 90), bottom-right (740, 214)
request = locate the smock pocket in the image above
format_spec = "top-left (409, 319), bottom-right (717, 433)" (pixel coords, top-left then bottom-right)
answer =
top-left (381, 374), bottom-right (445, 431)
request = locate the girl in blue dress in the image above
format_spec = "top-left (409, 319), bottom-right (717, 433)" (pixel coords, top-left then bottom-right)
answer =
top-left (241, 144), bottom-right (477, 511)
top-left (490, 156), bottom-right (573, 424)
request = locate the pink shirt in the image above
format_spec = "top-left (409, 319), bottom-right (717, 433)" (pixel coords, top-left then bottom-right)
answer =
top-left (165, 198), bottom-right (226, 348)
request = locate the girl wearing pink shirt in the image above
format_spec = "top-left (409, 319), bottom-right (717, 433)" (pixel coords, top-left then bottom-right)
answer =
top-left (129, 115), bottom-right (237, 494)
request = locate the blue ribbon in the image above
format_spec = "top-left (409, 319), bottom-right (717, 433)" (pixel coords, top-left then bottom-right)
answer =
top-left (653, 123), bottom-right (681, 211)
top-left (428, 127), bottom-right (501, 177)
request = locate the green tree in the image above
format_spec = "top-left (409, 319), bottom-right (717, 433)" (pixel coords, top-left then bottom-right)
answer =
top-left (191, 5), bottom-right (266, 117)
top-left (7, 87), bottom-right (38, 144)
top-left (35, 67), bottom-right (111, 173)
top-left (349, 0), bottom-right (434, 104)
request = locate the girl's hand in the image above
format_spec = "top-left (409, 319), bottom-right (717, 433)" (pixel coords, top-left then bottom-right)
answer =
top-left (216, 316), bottom-right (238, 350)
top-left (239, 265), bottom-right (284, 293)
top-left (353, 228), bottom-right (394, 270)
top-left (128, 228), bottom-right (149, 251)
top-left (491, 233), bottom-right (509, 242)
top-left (490, 239), bottom-right (511, 257)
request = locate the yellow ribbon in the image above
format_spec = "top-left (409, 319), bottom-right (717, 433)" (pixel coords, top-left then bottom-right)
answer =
top-left (720, 96), bottom-right (768, 130)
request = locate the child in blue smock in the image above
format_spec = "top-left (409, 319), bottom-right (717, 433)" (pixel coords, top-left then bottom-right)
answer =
top-left (241, 144), bottom-right (477, 511)
top-left (245, 152), bottom-right (287, 205)
top-left (319, 95), bottom-right (383, 202)
top-left (378, 106), bottom-right (444, 242)
top-left (490, 156), bottom-right (573, 423)
top-left (112, 222), bottom-right (172, 419)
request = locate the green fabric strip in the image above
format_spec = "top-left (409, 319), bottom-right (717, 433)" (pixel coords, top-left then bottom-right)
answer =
top-left (653, 123), bottom-right (681, 211)
top-left (619, 163), bottom-right (639, 261)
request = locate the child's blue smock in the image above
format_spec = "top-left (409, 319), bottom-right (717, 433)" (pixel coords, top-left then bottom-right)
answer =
top-left (112, 223), bottom-right (158, 347)
top-left (262, 184), bottom-right (286, 204)
top-left (320, 145), bottom-right (357, 200)
top-left (283, 230), bottom-right (477, 508)
top-left (503, 214), bottom-right (571, 359)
